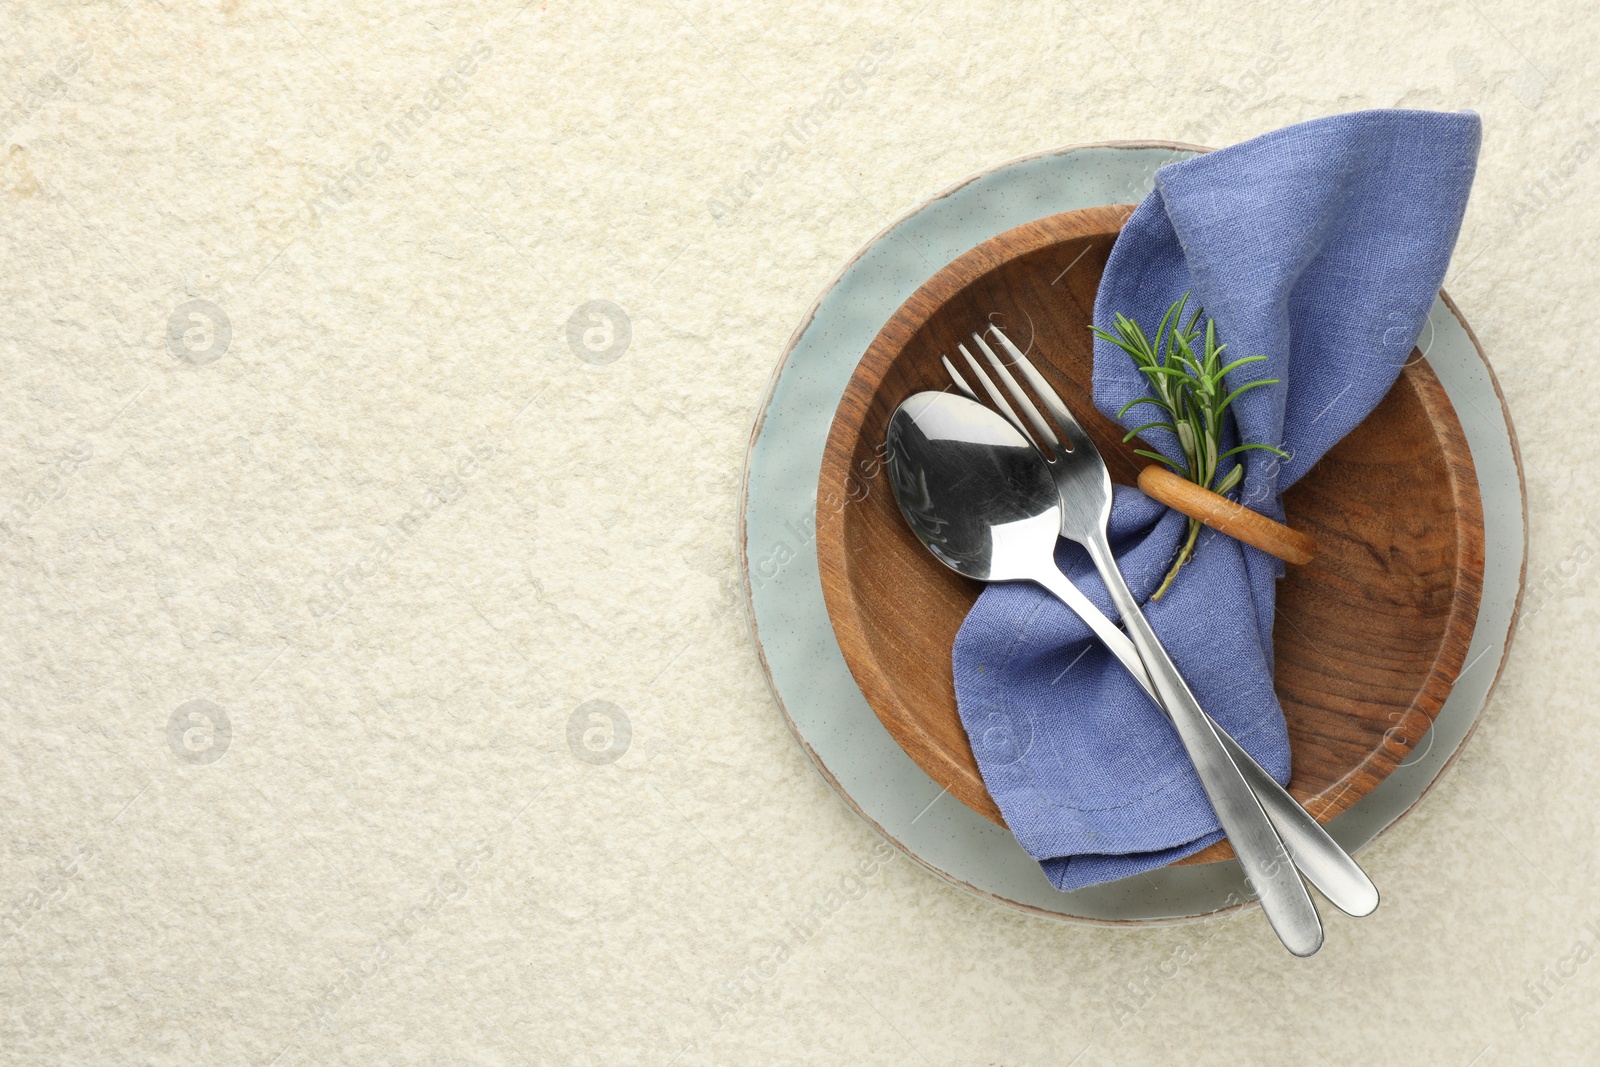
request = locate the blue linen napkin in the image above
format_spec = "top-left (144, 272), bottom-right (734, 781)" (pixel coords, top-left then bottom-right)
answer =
top-left (952, 109), bottom-right (1481, 890)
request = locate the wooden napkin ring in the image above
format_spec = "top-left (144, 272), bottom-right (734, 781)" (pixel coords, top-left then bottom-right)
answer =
top-left (1136, 466), bottom-right (1318, 566)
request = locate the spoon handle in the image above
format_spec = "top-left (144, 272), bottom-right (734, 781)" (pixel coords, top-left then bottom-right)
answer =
top-left (1029, 565), bottom-right (1378, 918)
top-left (1080, 535), bottom-right (1324, 957)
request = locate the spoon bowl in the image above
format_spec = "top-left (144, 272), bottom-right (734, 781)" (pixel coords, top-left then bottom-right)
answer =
top-left (885, 392), bottom-right (1063, 584)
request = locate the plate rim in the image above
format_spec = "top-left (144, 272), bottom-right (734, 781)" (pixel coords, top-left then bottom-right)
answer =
top-left (738, 139), bottom-right (1527, 924)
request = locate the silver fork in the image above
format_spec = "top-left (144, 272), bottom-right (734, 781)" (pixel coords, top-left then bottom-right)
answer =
top-left (946, 324), bottom-right (1327, 956)
top-left (942, 332), bottom-right (1379, 922)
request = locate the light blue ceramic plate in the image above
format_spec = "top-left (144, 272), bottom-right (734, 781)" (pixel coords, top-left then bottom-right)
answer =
top-left (739, 142), bottom-right (1525, 924)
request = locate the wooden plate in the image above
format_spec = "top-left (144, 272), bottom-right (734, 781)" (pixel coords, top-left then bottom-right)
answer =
top-left (815, 205), bottom-right (1486, 865)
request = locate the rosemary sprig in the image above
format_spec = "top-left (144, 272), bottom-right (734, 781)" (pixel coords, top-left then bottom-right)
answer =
top-left (1089, 292), bottom-right (1290, 599)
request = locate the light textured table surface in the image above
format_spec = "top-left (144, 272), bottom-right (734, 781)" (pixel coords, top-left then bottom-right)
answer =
top-left (2, 1), bottom-right (1597, 1064)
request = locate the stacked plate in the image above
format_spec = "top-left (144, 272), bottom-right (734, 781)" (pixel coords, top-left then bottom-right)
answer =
top-left (739, 143), bottom-right (1524, 923)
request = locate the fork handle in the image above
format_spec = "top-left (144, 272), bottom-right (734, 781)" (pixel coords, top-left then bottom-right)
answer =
top-left (1029, 565), bottom-right (1377, 917)
top-left (1082, 535), bottom-right (1324, 956)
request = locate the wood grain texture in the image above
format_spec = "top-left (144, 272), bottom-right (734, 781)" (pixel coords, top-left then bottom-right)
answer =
top-left (814, 206), bottom-right (1485, 865)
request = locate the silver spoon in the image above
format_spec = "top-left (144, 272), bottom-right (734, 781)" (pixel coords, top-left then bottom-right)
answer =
top-left (887, 390), bottom-right (1323, 956)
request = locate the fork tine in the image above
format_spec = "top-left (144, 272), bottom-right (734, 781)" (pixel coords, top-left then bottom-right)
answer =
top-left (940, 355), bottom-right (980, 402)
top-left (957, 344), bottom-right (1036, 445)
top-left (970, 331), bottom-right (1061, 452)
top-left (986, 326), bottom-right (1089, 448)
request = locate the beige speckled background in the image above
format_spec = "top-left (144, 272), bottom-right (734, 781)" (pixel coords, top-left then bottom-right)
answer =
top-left (1, 0), bottom-right (1596, 1063)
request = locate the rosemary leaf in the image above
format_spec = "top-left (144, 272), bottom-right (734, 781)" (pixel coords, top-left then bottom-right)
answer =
top-left (1090, 292), bottom-right (1291, 598)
